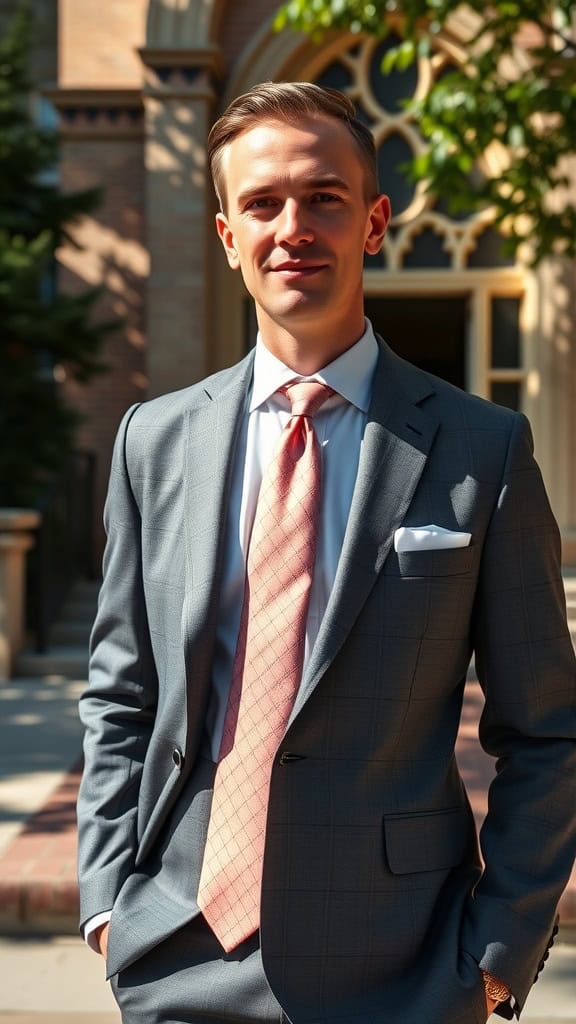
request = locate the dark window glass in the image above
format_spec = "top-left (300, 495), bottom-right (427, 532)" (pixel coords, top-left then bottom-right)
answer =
top-left (377, 133), bottom-right (415, 217)
top-left (364, 295), bottom-right (468, 389)
top-left (244, 296), bottom-right (257, 353)
top-left (434, 61), bottom-right (459, 84)
top-left (491, 297), bottom-right (521, 368)
top-left (467, 227), bottom-right (515, 268)
top-left (315, 60), bottom-right (353, 93)
top-left (370, 35), bottom-right (418, 112)
top-left (353, 100), bottom-right (375, 128)
top-left (364, 249), bottom-right (386, 269)
top-left (491, 381), bottom-right (521, 410)
top-left (403, 226), bottom-right (451, 269)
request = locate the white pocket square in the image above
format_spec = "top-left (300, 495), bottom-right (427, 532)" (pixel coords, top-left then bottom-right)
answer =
top-left (394, 525), bottom-right (472, 553)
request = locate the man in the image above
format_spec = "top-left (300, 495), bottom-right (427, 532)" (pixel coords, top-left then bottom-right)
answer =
top-left (77, 82), bottom-right (576, 1024)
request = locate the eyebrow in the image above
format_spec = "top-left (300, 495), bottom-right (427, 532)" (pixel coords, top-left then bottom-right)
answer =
top-left (235, 175), bottom-right (352, 206)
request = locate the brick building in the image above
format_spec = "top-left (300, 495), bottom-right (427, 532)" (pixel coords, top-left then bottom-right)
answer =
top-left (6, 0), bottom-right (576, 564)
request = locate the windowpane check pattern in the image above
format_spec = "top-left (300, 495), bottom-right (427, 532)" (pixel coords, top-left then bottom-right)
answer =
top-left (197, 381), bottom-right (334, 951)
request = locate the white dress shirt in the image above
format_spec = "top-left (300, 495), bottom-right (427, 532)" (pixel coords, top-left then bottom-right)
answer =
top-left (85, 320), bottom-right (379, 947)
top-left (204, 320), bottom-right (378, 759)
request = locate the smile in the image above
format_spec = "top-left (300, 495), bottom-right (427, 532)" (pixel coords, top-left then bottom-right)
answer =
top-left (271, 264), bottom-right (328, 278)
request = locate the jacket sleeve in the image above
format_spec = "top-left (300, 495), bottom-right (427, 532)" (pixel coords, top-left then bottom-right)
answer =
top-left (461, 412), bottom-right (576, 1017)
top-left (77, 403), bottom-right (158, 929)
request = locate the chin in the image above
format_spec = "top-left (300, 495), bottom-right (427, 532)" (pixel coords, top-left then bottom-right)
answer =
top-left (272, 293), bottom-right (331, 319)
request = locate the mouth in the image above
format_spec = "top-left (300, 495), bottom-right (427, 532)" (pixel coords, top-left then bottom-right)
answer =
top-left (270, 262), bottom-right (328, 279)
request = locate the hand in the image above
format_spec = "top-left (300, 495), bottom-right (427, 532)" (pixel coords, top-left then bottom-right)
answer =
top-left (482, 968), bottom-right (510, 1018)
top-left (94, 921), bottom-right (110, 957)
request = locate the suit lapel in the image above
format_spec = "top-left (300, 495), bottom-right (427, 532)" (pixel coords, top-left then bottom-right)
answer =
top-left (290, 341), bottom-right (439, 724)
top-left (181, 353), bottom-right (255, 708)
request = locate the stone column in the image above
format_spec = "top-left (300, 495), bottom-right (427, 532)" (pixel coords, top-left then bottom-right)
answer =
top-left (139, 47), bottom-right (223, 396)
top-left (0, 511), bottom-right (41, 681)
top-left (533, 256), bottom-right (576, 566)
top-left (45, 85), bottom-right (148, 566)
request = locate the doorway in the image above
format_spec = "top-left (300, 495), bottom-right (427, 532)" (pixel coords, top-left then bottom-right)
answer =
top-left (364, 295), bottom-right (468, 390)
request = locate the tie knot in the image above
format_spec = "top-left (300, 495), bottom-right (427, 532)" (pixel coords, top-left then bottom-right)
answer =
top-left (282, 381), bottom-right (334, 419)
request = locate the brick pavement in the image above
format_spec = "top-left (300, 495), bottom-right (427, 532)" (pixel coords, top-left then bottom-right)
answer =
top-left (0, 762), bottom-right (81, 934)
top-left (0, 683), bottom-right (574, 935)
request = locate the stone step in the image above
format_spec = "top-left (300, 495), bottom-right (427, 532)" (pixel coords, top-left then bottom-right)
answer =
top-left (15, 579), bottom-right (98, 675)
top-left (50, 620), bottom-right (93, 646)
top-left (57, 580), bottom-right (100, 624)
top-left (15, 646), bottom-right (88, 679)
top-left (58, 598), bottom-right (98, 624)
top-left (68, 580), bottom-right (101, 600)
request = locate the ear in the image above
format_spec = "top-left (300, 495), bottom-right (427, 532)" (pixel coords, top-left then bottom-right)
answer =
top-left (216, 212), bottom-right (240, 270)
top-left (364, 194), bottom-right (391, 255)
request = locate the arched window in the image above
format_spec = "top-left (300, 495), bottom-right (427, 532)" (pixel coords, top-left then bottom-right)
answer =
top-left (314, 35), bottom-right (528, 408)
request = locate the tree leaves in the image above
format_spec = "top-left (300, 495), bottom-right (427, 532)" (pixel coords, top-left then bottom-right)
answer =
top-left (276, 0), bottom-right (576, 261)
top-left (0, 3), bottom-right (114, 505)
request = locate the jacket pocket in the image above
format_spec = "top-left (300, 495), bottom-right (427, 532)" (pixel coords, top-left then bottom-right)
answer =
top-left (384, 806), bottom-right (472, 874)
top-left (395, 545), bottom-right (475, 578)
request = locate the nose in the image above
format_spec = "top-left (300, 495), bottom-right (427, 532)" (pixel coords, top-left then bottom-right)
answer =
top-left (275, 199), bottom-right (314, 246)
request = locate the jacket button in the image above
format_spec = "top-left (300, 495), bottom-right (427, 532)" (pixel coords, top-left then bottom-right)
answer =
top-left (172, 747), bottom-right (184, 770)
top-left (279, 752), bottom-right (306, 765)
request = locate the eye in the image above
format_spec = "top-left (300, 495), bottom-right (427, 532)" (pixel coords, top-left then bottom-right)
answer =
top-left (246, 196), bottom-right (276, 210)
top-left (311, 192), bottom-right (342, 204)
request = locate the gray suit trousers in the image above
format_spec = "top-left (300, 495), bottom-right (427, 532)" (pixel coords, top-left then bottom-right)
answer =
top-left (110, 914), bottom-right (286, 1024)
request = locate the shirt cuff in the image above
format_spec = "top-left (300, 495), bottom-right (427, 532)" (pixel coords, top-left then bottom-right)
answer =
top-left (83, 910), bottom-right (112, 952)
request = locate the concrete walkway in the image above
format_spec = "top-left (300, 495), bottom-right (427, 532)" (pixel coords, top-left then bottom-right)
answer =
top-left (0, 676), bottom-right (85, 858)
top-left (0, 935), bottom-right (573, 1022)
top-left (0, 935), bottom-right (119, 1021)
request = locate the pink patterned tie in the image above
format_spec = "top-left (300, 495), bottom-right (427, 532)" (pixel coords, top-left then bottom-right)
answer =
top-left (197, 381), bottom-right (334, 951)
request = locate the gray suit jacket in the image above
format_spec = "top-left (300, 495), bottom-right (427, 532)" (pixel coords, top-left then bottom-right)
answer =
top-left (78, 338), bottom-right (576, 1023)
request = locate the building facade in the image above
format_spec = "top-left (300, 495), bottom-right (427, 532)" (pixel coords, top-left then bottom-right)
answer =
top-left (13, 0), bottom-right (576, 562)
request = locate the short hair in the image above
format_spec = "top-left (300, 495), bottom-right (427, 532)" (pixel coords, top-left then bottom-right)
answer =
top-left (208, 81), bottom-right (379, 211)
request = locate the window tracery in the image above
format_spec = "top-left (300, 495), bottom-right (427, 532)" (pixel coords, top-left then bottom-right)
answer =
top-left (314, 33), bottom-right (527, 410)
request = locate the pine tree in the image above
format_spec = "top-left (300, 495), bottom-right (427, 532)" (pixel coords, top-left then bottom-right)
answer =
top-left (0, 3), bottom-right (114, 506)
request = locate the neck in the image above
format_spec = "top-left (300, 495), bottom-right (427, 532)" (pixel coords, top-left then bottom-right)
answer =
top-left (257, 313), bottom-right (366, 375)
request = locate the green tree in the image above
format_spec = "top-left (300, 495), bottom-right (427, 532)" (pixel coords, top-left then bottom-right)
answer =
top-left (0, 3), bottom-right (114, 506)
top-left (275, 0), bottom-right (576, 262)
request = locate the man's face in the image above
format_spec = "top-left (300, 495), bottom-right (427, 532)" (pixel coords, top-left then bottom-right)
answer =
top-left (215, 115), bottom-right (390, 349)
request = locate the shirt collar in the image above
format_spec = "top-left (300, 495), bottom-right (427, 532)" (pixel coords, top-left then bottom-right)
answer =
top-left (249, 318), bottom-right (379, 414)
